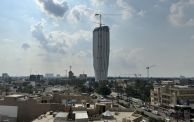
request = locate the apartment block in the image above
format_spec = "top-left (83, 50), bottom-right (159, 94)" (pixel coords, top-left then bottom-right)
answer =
top-left (151, 81), bottom-right (194, 108)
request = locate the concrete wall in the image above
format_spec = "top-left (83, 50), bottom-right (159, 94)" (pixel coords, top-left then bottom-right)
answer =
top-left (0, 115), bottom-right (16, 122)
top-left (0, 99), bottom-right (67, 122)
top-left (0, 94), bottom-right (92, 122)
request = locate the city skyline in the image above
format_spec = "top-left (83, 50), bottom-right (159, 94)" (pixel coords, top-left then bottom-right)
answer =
top-left (0, 0), bottom-right (194, 77)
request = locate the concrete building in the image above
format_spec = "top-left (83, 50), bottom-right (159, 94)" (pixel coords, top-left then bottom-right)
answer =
top-left (79, 74), bottom-right (87, 80)
top-left (54, 112), bottom-right (68, 122)
top-left (69, 71), bottom-right (74, 79)
top-left (2, 73), bottom-right (10, 81)
top-left (151, 81), bottom-right (194, 108)
top-left (74, 111), bottom-right (88, 122)
top-left (29, 74), bottom-right (43, 81)
top-left (93, 26), bottom-right (110, 81)
top-left (32, 111), bottom-right (68, 122)
top-left (0, 94), bottom-right (67, 122)
top-left (2, 73), bottom-right (9, 79)
top-left (45, 73), bottom-right (54, 78)
top-left (56, 74), bottom-right (61, 78)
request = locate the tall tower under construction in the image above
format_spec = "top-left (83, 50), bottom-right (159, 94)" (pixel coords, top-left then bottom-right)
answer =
top-left (93, 15), bottom-right (110, 81)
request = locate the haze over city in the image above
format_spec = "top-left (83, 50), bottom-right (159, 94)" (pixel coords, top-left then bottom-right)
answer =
top-left (0, 0), bottom-right (194, 77)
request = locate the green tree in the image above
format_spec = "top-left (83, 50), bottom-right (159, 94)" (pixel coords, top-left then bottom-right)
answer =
top-left (23, 85), bottom-right (33, 94)
top-left (149, 117), bottom-right (164, 122)
top-left (96, 83), bottom-right (111, 96)
top-left (125, 85), bottom-right (135, 97)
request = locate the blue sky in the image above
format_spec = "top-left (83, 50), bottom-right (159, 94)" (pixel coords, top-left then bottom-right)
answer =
top-left (0, 0), bottom-right (194, 77)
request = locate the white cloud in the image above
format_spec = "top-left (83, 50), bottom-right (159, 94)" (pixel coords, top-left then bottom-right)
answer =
top-left (90, 0), bottom-right (144, 20)
top-left (52, 21), bottom-right (59, 27)
top-left (21, 43), bottom-right (30, 50)
top-left (109, 48), bottom-right (144, 75)
top-left (159, 0), bottom-right (166, 2)
top-left (137, 10), bottom-right (146, 17)
top-left (67, 5), bottom-right (96, 23)
top-left (90, 0), bottom-right (109, 6)
top-left (191, 34), bottom-right (194, 40)
top-left (31, 19), bottom-right (91, 54)
top-left (116, 0), bottom-right (136, 19)
top-left (35, 0), bottom-right (69, 18)
top-left (169, 0), bottom-right (194, 27)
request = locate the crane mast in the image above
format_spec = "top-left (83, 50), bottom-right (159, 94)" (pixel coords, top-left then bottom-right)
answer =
top-left (146, 65), bottom-right (156, 78)
top-left (95, 13), bottom-right (102, 27)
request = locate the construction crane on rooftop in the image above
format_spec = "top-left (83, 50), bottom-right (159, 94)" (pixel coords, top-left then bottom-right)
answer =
top-left (95, 13), bottom-right (102, 27)
top-left (146, 65), bottom-right (156, 78)
top-left (95, 13), bottom-right (122, 27)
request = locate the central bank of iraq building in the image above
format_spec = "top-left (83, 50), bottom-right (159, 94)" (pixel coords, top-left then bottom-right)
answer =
top-left (93, 26), bottom-right (110, 81)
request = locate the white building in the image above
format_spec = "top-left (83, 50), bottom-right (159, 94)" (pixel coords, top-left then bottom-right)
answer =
top-left (74, 111), bottom-right (88, 122)
top-left (93, 26), bottom-right (110, 81)
top-left (54, 112), bottom-right (68, 122)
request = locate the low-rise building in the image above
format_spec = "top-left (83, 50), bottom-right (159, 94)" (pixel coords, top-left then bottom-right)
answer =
top-left (151, 81), bottom-right (194, 108)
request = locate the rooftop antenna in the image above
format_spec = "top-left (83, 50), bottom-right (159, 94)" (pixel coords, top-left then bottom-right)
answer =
top-left (69, 66), bottom-right (72, 71)
top-left (95, 13), bottom-right (102, 27)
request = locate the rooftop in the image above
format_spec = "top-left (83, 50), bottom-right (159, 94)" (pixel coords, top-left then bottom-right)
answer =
top-left (32, 114), bottom-right (54, 122)
top-left (32, 111), bottom-right (139, 122)
top-left (74, 111), bottom-right (88, 119)
top-left (55, 112), bottom-right (68, 118)
top-left (94, 112), bottom-right (135, 122)
top-left (6, 94), bottom-right (25, 98)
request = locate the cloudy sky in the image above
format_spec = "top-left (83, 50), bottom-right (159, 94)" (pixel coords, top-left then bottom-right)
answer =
top-left (0, 0), bottom-right (194, 77)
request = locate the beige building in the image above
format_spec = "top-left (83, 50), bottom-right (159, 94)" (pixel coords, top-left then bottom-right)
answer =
top-left (151, 81), bottom-right (194, 108)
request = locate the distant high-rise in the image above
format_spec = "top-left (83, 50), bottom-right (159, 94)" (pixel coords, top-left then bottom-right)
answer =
top-left (93, 26), bottom-right (110, 81)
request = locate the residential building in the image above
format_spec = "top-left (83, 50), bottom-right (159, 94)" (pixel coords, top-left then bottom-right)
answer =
top-left (151, 81), bottom-right (194, 108)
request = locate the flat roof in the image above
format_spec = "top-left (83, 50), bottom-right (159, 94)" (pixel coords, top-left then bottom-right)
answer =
top-left (32, 115), bottom-right (54, 122)
top-left (174, 85), bottom-right (189, 88)
top-left (75, 111), bottom-right (88, 119)
top-left (74, 104), bottom-right (84, 107)
top-left (55, 112), bottom-right (68, 118)
top-left (93, 112), bottom-right (134, 122)
top-left (6, 94), bottom-right (25, 98)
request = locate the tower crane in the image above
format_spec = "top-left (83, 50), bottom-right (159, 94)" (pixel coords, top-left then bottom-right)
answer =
top-left (95, 13), bottom-right (122, 27)
top-left (95, 13), bottom-right (102, 27)
top-left (69, 66), bottom-right (72, 71)
top-left (146, 65), bottom-right (156, 78)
